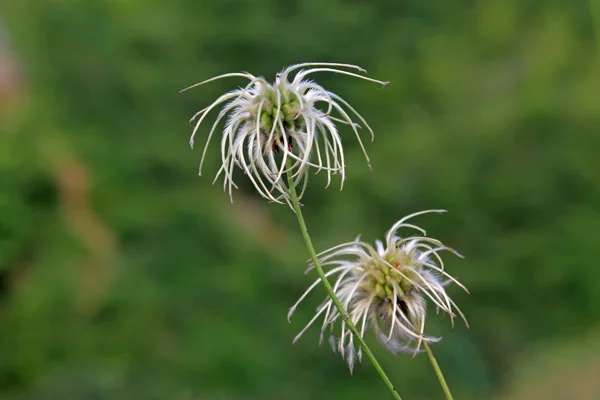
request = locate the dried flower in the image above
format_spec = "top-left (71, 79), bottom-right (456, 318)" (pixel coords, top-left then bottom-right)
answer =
top-left (288, 210), bottom-right (469, 372)
top-left (181, 63), bottom-right (388, 206)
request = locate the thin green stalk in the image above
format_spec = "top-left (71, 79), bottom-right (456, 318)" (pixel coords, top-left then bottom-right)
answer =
top-left (285, 163), bottom-right (402, 400)
top-left (423, 342), bottom-right (454, 400)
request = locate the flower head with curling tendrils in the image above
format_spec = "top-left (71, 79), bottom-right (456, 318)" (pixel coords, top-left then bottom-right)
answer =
top-left (181, 63), bottom-right (388, 207)
top-left (288, 210), bottom-right (469, 373)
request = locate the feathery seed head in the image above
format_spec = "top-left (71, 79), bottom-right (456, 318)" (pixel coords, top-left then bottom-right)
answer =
top-left (181, 63), bottom-right (388, 207)
top-left (288, 210), bottom-right (469, 372)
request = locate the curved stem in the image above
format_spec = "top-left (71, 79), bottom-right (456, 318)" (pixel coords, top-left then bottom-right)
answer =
top-left (285, 162), bottom-right (402, 400)
top-left (423, 342), bottom-right (454, 400)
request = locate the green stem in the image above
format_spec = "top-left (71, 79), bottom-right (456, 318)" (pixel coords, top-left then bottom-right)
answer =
top-left (423, 342), bottom-right (454, 400)
top-left (285, 164), bottom-right (402, 400)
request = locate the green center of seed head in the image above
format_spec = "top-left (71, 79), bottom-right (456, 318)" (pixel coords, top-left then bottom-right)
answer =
top-left (366, 252), bottom-right (415, 301)
top-left (258, 86), bottom-right (304, 136)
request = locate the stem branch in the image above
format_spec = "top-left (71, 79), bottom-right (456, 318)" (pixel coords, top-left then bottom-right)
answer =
top-left (286, 163), bottom-right (402, 400)
top-left (423, 342), bottom-right (454, 400)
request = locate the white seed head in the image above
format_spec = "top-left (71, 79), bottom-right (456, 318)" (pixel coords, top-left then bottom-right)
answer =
top-left (181, 63), bottom-right (388, 207)
top-left (288, 210), bottom-right (469, 371)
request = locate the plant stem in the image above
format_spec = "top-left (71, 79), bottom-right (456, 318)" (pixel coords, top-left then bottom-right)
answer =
top-left (423, 342), bottom-right (454, 400)
top-left (285, 165), bottom-right (402, 400)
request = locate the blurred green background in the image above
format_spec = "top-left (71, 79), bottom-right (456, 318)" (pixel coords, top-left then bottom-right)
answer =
top-left (1, 1), bottom-right (599, 399)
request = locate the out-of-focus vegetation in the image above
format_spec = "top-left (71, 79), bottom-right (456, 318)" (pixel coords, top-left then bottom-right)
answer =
top-left (0, 1), bottom-right (599, 399)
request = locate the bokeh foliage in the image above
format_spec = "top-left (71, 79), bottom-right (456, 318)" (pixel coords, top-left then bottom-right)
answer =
top-left (1, 0), bottom-right (599, 399)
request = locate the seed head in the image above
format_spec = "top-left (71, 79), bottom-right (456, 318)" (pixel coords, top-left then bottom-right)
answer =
top-left (288, 210), bottom-right (469, 372)
top-left (181, 63), bottom-right (388, 207)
